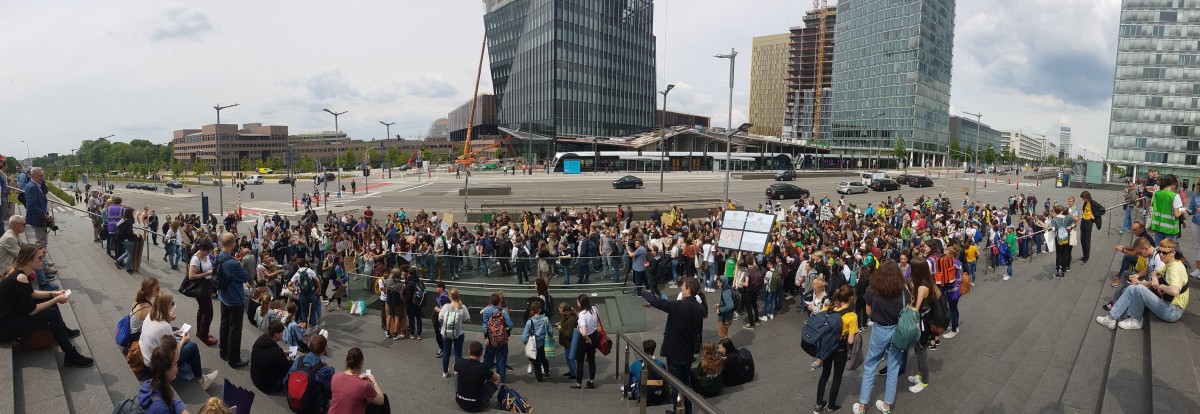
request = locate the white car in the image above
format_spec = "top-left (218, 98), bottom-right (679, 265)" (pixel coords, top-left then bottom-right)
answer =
top-left (242, 175), bottom-right (264, 185)
top-left (837, 181), bottom-right (868, 194)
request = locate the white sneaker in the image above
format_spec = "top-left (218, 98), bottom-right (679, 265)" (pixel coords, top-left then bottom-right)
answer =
top-left (1003, 275), bottom-right (1011, 281)
top-left (875, 400), bottom-right (890, 413)
top-left (706, 288), bottom-right (715, 293)
top-left (527, 365), bottom-right (533, 374)
top-left (1096, 315), bottom-right (1117, 330)
top-left (769, 314), bottom-right (775, 320)
top-left (907, 374), bottom-right (922, 384)
top-left (909, 382), bottom-right (927, 393)
top-left (942, 330), bottom-right (957, 339)
top-left (1191, 269), bottom-right (1200, 278)
top-left (868, 320), bottom-right (874, 327)
top-left (759, 316), bottom-right (769, 322)
top-left (199, 371), bottom-right (220, 390)
top-left (1118, 318), bottom-right (1143, 330)
top-left (668, 282), bottom-right (678, 289)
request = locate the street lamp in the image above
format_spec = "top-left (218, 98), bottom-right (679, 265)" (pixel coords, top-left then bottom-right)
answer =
top-left (19, 140), bottom-right (30, 168)
top-left (526, 104), bottom-right (534, 175)
top-left (659, 84), bottom-right (675, 192)
top-left (866, 112), bottom-right (884, 170)
top-left (715, 48), bottom-right (738, 204)
top-left (962, 111), bottom-right (982, 198)
top-left (723, 123), bottom-right (754, 205)
top-left (213, 103), bottom-right (239, 220)
top-left (380, 121), bottom-right (395, 178)
top-left (323, 108), bottom-right (348, 196)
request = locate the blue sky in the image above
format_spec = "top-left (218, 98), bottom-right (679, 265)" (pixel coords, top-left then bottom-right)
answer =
top-left (0, 0), bottom-right (1120, 160)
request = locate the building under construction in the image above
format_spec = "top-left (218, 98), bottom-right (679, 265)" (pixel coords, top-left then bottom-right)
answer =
top-left (783, 6), bottom-right (837, 142)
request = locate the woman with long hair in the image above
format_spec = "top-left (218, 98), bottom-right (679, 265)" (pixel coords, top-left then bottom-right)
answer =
top-left (438, 288), bottom-right (469, 377)
top-left (691, 340), bottom-right (725, 397)
top-left (115, 207), bottom-right (136, 273)
top-left (136, 335), bottom-right (190, 413)
top-left (127, 277), bottom-right (160, 346)
top-left (556, 302), bottom-right (580, 380)
top-left (571, 294), bottom-right (601, 389)
top-left (188, 238), bottom-right (218, 346)
top-left (138, 291), bottom-right (219, 389)
top-left (854, 259), bottom-right (909, 414)
top-left (0, 246), bottom-right (93, 367)
top-left (330, 347), bottom-right (388, 414)
top-left (905, 258), bottom-right (940, 393)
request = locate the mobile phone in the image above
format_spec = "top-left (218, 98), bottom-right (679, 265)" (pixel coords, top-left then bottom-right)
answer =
top-left (365, 369), bottom-right (372, 377)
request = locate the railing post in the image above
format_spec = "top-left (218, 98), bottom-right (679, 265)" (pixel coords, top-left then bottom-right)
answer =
top-left (617, 335), bottom-right (624, 381)
top-left (639, 356), bottom-right (648, 414)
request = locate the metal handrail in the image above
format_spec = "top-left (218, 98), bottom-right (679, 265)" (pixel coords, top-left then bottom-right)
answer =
top-left (613, 332), bottom-right (724, 414)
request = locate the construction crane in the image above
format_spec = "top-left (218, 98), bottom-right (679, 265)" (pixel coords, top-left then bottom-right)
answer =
top-left (458, 135), bottom-right (514, 165)
top-left (811, 0), bottom-right (829, 142)
top-left (457, 35), bottom-right (488, 169)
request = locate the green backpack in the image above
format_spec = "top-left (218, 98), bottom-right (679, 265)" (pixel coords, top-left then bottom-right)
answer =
top-left (891, 288), bottom-right (920, 351)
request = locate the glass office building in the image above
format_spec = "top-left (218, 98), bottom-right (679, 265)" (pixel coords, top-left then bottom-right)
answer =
top-left (483, 0), bottom-right (656, 139)
top-left (827, 0), bottom-right (955, 168)
top-left (1106, 0), bottom-right (1200, 181)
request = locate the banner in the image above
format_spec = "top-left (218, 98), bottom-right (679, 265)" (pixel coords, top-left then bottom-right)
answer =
top-left (717, 210), bottom-right (776, 254)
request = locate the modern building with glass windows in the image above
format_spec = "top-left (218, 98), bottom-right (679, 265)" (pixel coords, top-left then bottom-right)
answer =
top-left (949, 115), bottom-right (1004, 164)
top-left (482, 0), bottom-right (656, 142)
top-left (1105, 0), bottom-right (1200, 181)
top-left (827, 0), bottom-right (955, 169)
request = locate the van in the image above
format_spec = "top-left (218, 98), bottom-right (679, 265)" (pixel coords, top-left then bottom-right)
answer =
top-left (243, 175), bottom-right (264, 185)
top-left (860, 172), bottom-right (891, 185)
top-left (257, 167), bottom-right (274, 174)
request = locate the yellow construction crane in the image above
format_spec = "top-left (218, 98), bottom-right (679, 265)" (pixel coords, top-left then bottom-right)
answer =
top-left (812, 0), bottom-right (829, 142)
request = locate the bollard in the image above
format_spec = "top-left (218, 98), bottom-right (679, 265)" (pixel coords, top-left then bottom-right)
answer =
top-left (1037, 179), bottom-right (1041, 186)
top-left (294, 198), bottom-right (298, 211)
top-left (1016, 182), bottom-right (1020, 189)
top-left (984, 181), bottom-right (987, 188)
top-left (1008, 178), bottom-right (1011, 184)
top-left (250, 192), bottom-right (255, 200)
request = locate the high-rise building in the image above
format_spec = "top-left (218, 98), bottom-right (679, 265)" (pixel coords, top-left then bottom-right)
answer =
top-left (1001, 131), bottom-right (1044, 163)
top-left (748, 33), bottom-right (791, 137)
top-left (1106, 2), bottom-right (1200, 179)
top-left (483, 0), bottom-right (656, 139)
top-left (828, 0), bottom-right (955, 168)
top-left (783, 7), bottom-right (837, 141)
top-left (949, 115), bottom-right (1004, 164)
top-left (1059, 127), bottom-right (1071, 159)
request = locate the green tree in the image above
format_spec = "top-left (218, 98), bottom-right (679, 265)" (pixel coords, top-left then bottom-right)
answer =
top-left (266, 157), bottom-right (284, 171)
top-left (297, 156), bottom-right (315, 173)
top-left (892, 138), bottom-right (907, 170)
top-left (340, 148), bottom-right (359, 168)
top-left (949, 139), bottom-right (961, 163)
top-left (239, 157), bottom-right (251, 172)
top-left (983, 144), bottom-right (997, 165)
top-left (171, 162), bottom-right (184, 177)
top-left (386, 147), bottom-right (400, 167)
top-left (193, 159), bottom-right (210, 176)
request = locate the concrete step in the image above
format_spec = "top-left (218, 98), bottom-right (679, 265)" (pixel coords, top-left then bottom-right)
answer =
top-left (0, 342), bottom-right (14, 414)
top-left (56, 290), bottom-right (121, 413)
top-left (14, 345), bottom-right (69, 414)
top-left (1058, 250), bottom-right (1133, 413)
top-left (1098, 260), bottom-right (1152, 414)
top-left (1149, 294), bottom-right (1200, 414)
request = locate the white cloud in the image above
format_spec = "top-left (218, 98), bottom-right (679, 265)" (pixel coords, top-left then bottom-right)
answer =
top-left (150, 8), bottom-right (213, 42)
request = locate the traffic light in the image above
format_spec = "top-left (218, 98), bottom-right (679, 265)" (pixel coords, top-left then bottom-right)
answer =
top-left (363, 168), bottom-right (369, 177)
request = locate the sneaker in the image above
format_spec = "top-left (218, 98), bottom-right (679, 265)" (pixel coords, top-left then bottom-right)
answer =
top-left (64, 354), bottom-right (95, 368)
top-left (435, 351), bottom-right (443, 358)
top-left (199, 371), bottom-right (220, 390)
top-left (875, 400), bottom-right (892, 413)
top-left (1103, 302), bottom-right (1113, 311)
top-left (759, 316), bottom-right (769, 322)
top-left (1003, 275), bottom-right (1011, 281)
top-left (442, 372), bottom-right (450, 378)
top-left (907, 374), bottom-right (922, 384)
top-left (668, 282), bottom-right (678, 289)
top-left (1118, 318), bottom-right (1143, 330)
top-left (852, 403), bottom-right (867, 414)
top-left (733, 313), bottom-right (742, 321)
top-left (527, 365), bottom-right (534, 374)
top-left (813, 402), bottom-right (827, 414)
top-left (416, 335), bottom-right (422, 340)
top-left (942, 329), bottom-right (957, 339)
top-left (1096, 315), bottom-right (1117, 330)
top-left (784, 294), bottom-right (795, 300)
top-left (394, 335), bottom-right (404, 340)
top-left (868, 320), bottom-right (874, 327)
top-left (877, 367), bottom-right (887, 377)
top-left (706, 288), bottom-right (715, 293)
top-left (769, 314), bottom-right (775, 320)
top-left (1191, 269), bottom-right (1200, 278)
top-left (909, 382), bottom-right (928, 393)
top-left (742, 323), bottom-right (754, 330)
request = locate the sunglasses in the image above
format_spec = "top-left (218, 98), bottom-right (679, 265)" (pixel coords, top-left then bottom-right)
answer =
top-left (1159, 249), bottom-right (1175, 255)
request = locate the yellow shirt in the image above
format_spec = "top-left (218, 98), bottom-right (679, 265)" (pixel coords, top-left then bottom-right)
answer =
top-left (823, 305), bottom-right (860, 341)
top-left (1166, 261), bottom-right (1190, 309)
top-left (965, 244), bottom-right (978, 263)
top-left (1083, 202), bottom-right (1094, 220)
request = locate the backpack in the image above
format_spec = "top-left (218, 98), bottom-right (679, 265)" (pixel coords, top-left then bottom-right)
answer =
top-left (927, 290), bottom-right (951, 334)
top-left (1056, 224), bottom-right (1070, 245)
top-left (730, 288), bottom-right (743, 310)
top-left (287, 362), bottom-right (324, 414)
top-left (801, 309), bottom-right (843, 360)
top-left (497, 385), bottom-right (533, 413)
top-left (934, 255), bottom-right (956, 286)
top-left (409, 281), bottom-right (427, 307)
top-left (892, 289), bottom-right (921, 351)
top-left (112, 395), bottom-right (166, 414)
top-left (212, 256), bottom-right (235, 291)
top-left (486, 309), bottom-right (509, 348)
top-left (440, 306), bottom-right (461, 338)
top-left (973, 229), bottom-right (983, 243)
top-left (114, 304), bottom-right (146, 349)
top-left (722, 348), bottom-right (755, 387)
top-left (749, 269), bottom-right (765, 292)
top-left (295, 268), bottom-right (316, 295)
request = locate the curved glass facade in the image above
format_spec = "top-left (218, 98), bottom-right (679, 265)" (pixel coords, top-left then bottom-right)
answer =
top-left (484, 0), bottom-right (656, 138)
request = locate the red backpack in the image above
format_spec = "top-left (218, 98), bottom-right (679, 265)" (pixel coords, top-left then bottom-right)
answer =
top-left (287, 362), bottom-right (324, 414)
top-left (486, 310), bottom-right (510, 348)
top-left (934, 254), bottom-right (956, 286)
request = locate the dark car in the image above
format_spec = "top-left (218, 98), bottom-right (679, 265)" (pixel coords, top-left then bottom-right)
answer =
top-left (398, 164), bottom-right (412, 171)
top-left (869, 179), bottom-right (901, 191)
top-left (612, 175), bottom-right (643, 189)
top-left (774, 170), bottom-right (796, 181)
top-left (317, 171), bottom-right (338, 183)
top-left (894, 174), bottom-right (912, 185)
top-left (125, 182), bottom-right (138, 189)
top-left (765, 183), bottom-right (809, 200)
top-left (278, 176), bottom-right (295, 185)
top-left (909, 176), bottom-right (934, 188)
top-left (142, 183), bottom-right (157, 192)
top-left (166, 179), bottom-right (183, 188)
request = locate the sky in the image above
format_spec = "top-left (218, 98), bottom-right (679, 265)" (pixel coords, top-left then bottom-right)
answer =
top-left (0, 0), bottom-right (1121, 161)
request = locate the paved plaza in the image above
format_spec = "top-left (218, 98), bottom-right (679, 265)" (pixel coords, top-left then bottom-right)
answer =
top-left (15, 170), bottom-right (1200, 413)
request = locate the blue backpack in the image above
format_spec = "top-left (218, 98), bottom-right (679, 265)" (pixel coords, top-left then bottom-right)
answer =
top-left (801, 309), bottom-right (844, 360)
top-left (498, 385), bottom-right (533, 413)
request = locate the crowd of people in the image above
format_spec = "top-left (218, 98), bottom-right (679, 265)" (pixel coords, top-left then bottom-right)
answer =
top-left (5, 148), bottom-right (1199, 413)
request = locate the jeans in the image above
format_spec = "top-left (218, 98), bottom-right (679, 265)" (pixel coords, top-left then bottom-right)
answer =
top-left (196, 283), bottom-right (214, 341)
top-left (479, 256), bottom-right (492, 276)
top-left (179, 341), bottom-right (204, 380)
top-left (1080, 220), bottom-right (1094, 261)
top-left (966, 261), bottom-right (977, 283)
top-left (763, 291), bottom-right (778, 317)
top-left (1108, 284), bottom-right (1184, 323)
top-left (406, 304), bottom-right (422, 336)
top-left (575, 331), bottom-right (599, 383)
top-left (446, 256), bottom-right (460, 279)
top-left (516, 264), bottom-right (530, 284)
top-left (298, 293), bottom-right (321, 326)
top-left (742, 289), bottom-right (760, 325)
top-left (219, 302), bottom-right (245, 362)
top-left (167, 245), bottom-right (182, 269)
top-left (705, 262), bottom-right (717, 289)
top-left (667, 357), bottom-right (695, 414)
top-left (633, 270), bottom-right (646, 295)
top-left (816, 350), bottom-right (848, 406)
top-left (0, 301), bottom-right (85, 360)
top-left (577, 258), bottom-right (591, 284)
top-left (483, 343), bottom-right (510, 383)
top-left (1122, 206), bottom-right (1133, 232)
top-left (1111, 270), bottom-right (1145, 303)
top-left (949, 297), bottom-right (960, 330)
top-left (530, 338), bottom-right (550, 381)
top-left (107, 232), bottom-right (117, 257)
top-left (859, 323), bottom-right (904, 406)
top-left (670, 258), bottom-right (680, 283)
top-left (608, 256), bottom-right (622, 282)
top-left (117, 239), bottom-right (134, 266)
top-left (558, 262), bottom-right (571, 285)
top-left (441, 334), bottom-right (464, 374)
top-left (1151, 230), bottom-right (1178, 246)
top-left (1056, 245), bottom-right (1073, 272)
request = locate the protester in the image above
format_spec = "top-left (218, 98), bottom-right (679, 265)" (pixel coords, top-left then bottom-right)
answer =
top-left (438, 287), bottom-right (469, 378)
top-left (814, 285), bottom-right (858, 413)
top-left (138, 291), bottom-right (220, 389)
top-left (288, 334), bottom-right (335, 412)
top-left (187, 239), bottom-right (219, 346)
top-left (216, 232), bottom-right (251, 368)
top-left (521, 300), bottom-right (552, 382)
top-left (481, 292), bottom-right (512, 383)
top-left (23, 167), bottom-right (58, 275)
top-left (642, 278), bottom-right (704, 412)
top-left (854, 260), bottom-right (907, 414)
top-left (455, 341), bottom-right (500, 412)
top-left (1, 215), bottom-right (56, 290)
top-left (136, 335), bottom-right (191, 414)
top-left (572, 294), bottom-right (603, 390)
top-left (250, 322), bottom-right (291, 394)
top-left (0, 245), bottom-right (93, 367)
top-left (329, 347), bottom-right (389, 414)
top-left (1098, 239), bottom-right (1189, 330)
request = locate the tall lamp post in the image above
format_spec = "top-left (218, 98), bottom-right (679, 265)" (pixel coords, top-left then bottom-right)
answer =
top-left (723, 123), bottom-right (754, 206)
top-left (213, 103), bottom-right (239, 220)
top-left (93, 134), bottom-right (114, 188)
top-left (658, 84), bottom-right (675, 192)
top-left (380, 121), bottom-right (395, 178)
top-left (715, 48), bottom-right (738, 204)
top-left (526, 104), bottom-right (534, 175)
top-left (19, 139), bottom-right (30, 168)
top-left (962, 111), bottom-right (982, 199)
top-left (323, 108), bottom-right (348, 196)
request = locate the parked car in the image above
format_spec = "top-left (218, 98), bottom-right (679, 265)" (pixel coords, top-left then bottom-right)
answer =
top-left (869, 179), bottom-right (901, 192)
top-left (894, 174), bottom-right (913, 185)
top-left (141, 183), bottom-right (157, 192)
top-left (836, 181), bottom-right (869, 195)
top-left (257, 167), bottom-right (273, 174)
top-left (125, 182), bottom-right (139, 189)
top-left (243, 175), bottom-right (264, 185)
top-left (166, 179), bottom-right (183, 188)
top-left (278, 176), bottom-right (295, 185)
top-left (765, 183), bottom-right (809, 200)
top-left (612, 175), bottom-right (644, 189)
top-left (859, 171), bottom-right (891, 185)
top-left (317, 171), bottom-right (338, 183)
top-left (774, 170), bottom-right (796, 181)
top-left (909, 176), bottom-right (934, 188)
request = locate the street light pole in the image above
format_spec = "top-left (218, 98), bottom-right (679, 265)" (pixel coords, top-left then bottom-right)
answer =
top-left (659, 84), bottom-right (675, 192)
top-left (213, 103), bottom-right (239, 221)
top-left (715, 48), bottom-right (737, 204)
top-left (380, 121), bottom-right (394, 178)
top-left (962, 111), bottom-right (982, 199)
top-left (20, 140), bottom-right (30, 168)
top-left (324, 108), bottom-right (348, 197)
top-left (526, 104), bottom-right (533, 175)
